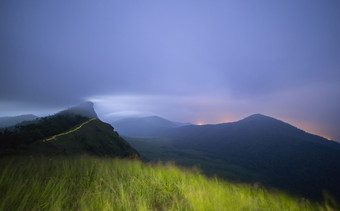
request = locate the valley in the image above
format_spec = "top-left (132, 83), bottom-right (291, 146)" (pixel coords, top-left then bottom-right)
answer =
top-left (0, 103), bottom-right (339, 209)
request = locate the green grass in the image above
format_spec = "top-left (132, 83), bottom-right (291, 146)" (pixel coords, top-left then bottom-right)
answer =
top-left (0, 156), bottom-right (333, 210)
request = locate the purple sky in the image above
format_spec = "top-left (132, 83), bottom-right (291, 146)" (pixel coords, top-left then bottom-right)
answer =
top-left (1, 1), bottom-right (340, 141)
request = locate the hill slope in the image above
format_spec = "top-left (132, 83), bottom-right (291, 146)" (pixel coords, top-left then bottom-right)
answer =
top-left (0, 102), bottom-right (138, 158)
top-left (125, 114), bottom-right (340, 201)
top-left (34, 118), bottom-right (139, 157)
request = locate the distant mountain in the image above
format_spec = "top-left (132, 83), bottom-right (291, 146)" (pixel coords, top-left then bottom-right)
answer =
top-left (58, 101), bottom-right (98, 118)
top-left (126, 114), bottom-right (340, 201)
top-left (0, 102), bottom-right (138, 158)
top-left (168, 114), bottom-right (339, 149)
top-left (112, 116), bottom-right (191, 137)
top-left (0, 114), bottom-right (38, 128)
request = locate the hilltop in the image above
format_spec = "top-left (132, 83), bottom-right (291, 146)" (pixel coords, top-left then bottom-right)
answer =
top-left (57, 101), bottom-right (98, 118)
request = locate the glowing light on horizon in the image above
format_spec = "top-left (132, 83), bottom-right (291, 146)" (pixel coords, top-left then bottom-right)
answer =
top-left (222, 119), bottom-right (233, 123)
top-left (197, 122), bottom-right (204, 125)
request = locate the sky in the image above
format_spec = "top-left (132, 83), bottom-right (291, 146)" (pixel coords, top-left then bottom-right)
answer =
top-left (1, 0), bottom-right (339, 141)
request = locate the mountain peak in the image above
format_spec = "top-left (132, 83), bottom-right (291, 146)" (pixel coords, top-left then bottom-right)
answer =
top-left (58, 101), bottom-right (98, 118)
top-left (245, 113), bottom-right (272, 119)
top-left (239, 113), bottom-right (279, 123)
top-left (112, 115), bottom-right (190, 137)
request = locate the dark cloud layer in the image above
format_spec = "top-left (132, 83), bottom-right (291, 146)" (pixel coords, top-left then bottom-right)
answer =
top-left (1, 1), bottom-right (340, 140)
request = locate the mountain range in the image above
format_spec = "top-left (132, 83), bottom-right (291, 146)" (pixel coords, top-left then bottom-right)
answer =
top-left (123, 114), bottom-right (340, 201)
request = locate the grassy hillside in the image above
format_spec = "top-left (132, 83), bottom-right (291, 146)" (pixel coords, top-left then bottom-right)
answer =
top-left (34, 118), bottom-right (139, 157)
top-left (0, 115), bottom-right (139, 158)
top-left (0, 114), bottom-right (89, 155)
top-left (0, 156), bottom-right (335, 210)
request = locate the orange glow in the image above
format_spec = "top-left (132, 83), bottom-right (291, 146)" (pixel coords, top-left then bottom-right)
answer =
top-left (197, 122), bottom-right (204, 125)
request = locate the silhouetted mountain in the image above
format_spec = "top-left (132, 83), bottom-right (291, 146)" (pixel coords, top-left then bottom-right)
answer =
top-left (58, 101), bottom-right (98, 118)
top-left (0, 114), bottom-right (38, 128)
top-left (126, 114), bottom-right (340, 201)
top-left (0, 103), bottom-right (138, 158)
top-left (112, 116), bottom-right (191, 137)
top-left (168, 114), bottom-right (339, 149)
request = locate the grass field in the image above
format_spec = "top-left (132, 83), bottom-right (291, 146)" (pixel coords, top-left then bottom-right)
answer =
top-left (0, 156), bottom-right (334, 210)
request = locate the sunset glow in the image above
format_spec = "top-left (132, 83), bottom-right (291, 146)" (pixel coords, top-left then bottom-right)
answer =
top-left (221, 119), bottom-right (233, 123)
